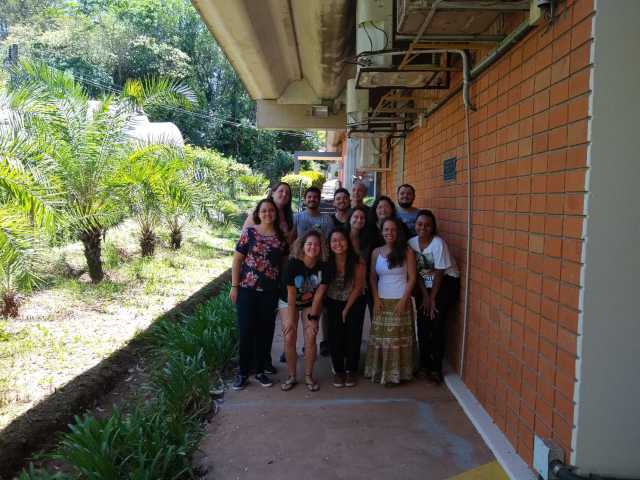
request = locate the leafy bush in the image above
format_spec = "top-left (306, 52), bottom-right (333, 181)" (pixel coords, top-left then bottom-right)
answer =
top-left (238, 174), bottom-right (269, 196)
top-left (281, 175), bottom-right (312, 197)
top-left (150, 288), bottom-right (238, 376)
top-left (364, 196), bottom-right (374, 207)
top-left (146, 351), bottom-right (212, 415)
top-left (299, 170), bottom-right (326, 189)
top-left (48, 399), bottom-right (200, 479)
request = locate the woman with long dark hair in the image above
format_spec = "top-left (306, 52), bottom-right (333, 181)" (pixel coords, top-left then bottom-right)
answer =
top-left (326, 227), bottom-right (367, 387)
top-left (344, 206), bottom-right (369, 257)
top-left (408, 210), bottom-right (461, 387)
top-left (365, 217), bottom-right (417, 386)
top-left (243, 181), bottom-right (294, 243)
top-left (230, 198), bottom-right (288, 390)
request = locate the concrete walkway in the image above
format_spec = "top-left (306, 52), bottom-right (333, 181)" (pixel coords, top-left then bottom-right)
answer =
top-left (195, 315), bottom-right (508, 480)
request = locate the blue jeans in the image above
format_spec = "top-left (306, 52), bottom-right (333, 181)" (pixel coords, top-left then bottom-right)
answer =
top-left (236, 288), bottom-right (279, 376)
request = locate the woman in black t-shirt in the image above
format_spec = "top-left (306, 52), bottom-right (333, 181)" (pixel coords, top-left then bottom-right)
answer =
top-left (230, 198), bottom-right (288, 391)
top-left (279, 229), bottom-right (329, 392)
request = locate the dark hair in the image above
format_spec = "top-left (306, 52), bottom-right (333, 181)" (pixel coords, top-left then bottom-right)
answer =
top-left (416, 209), bottom-right (438, 236)
top-left (380, 217), bottom-right (407, 270)
top-left (252, 198), bottom-right (285, 242)
top-left (397, 184), bottom-right (416, 194)
top-left (345, 206), bottom-right (369, 253)
top-left (327, 227), bottom-right (360, 291)
top-left (304, 186), bottom-right (322, 198)
top-left (333, 187), bottom-right (350, 199)
top-left (369, 195), bottom-right (397, 226)
top-left (267, 182), bottom-right (293, 231)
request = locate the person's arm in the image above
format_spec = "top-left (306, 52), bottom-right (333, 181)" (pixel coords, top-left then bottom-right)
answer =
top-left (394, 248), bottom-right (417, 316)
top-left (369, 248), bottom-right (383, 316)
top-left (418, 274), bottom-right (431, 314)
top-left (343, 258), bottom-right (366, 322)
top-left (429, 270), bottom-right (444, 319)
top-left (229, 251), bottom-right (245, 303)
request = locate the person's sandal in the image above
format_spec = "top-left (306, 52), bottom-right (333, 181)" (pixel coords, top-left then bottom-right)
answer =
top-left (426, 372), bottom-right (443, 388)
top-left (305, 373), bottom-right (320, 392)
top-left (281, 375), bottom-right (297, 391)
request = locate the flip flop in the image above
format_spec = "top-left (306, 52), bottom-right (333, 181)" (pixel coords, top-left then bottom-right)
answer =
top-left (305, 373), bottom-right (320, 392)
top-left (281, 375), bottom-right (297, 391)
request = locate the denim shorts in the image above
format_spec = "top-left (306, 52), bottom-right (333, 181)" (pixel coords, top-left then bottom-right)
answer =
top-left (278, 298), bottom-right (307, 311)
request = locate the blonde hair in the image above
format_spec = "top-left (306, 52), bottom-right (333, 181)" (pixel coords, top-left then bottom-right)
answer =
top-left (290, 229), bottom-right (330, 262)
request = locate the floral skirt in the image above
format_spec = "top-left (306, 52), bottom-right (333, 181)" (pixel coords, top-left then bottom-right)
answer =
top-left (364, 298), bottom-right (418, 384)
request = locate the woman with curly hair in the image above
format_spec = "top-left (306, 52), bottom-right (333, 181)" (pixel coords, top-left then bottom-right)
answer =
top-left (279, 229), bottom-right (330, 392)
top-left (365, 217), bottom-right (418, 386)
top-left (230, 198), bottom-right (289, 391)
top-left (326, 227), bottom-right (367, 387)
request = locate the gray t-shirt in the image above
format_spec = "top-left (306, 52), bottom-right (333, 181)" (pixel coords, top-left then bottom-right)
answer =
top-left (293, 211), bottom-right (333, 238)
top-left (396, 209), bottom-right (420, 236)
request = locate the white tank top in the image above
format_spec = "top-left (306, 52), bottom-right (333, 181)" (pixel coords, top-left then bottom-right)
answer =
top-left (375, 249), bottom-right (408, 299)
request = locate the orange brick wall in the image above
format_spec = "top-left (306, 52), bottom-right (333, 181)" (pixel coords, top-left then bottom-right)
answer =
top-left (380, 1), bottom-right (594, 468)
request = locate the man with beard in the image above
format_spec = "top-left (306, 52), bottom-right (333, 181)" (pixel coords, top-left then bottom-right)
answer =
top-left (396, 184), bottom-right (420, 236)
top-left (292, 187), bottom-right (333, 239)
top-left (331, 188), bottom-right (351, 227)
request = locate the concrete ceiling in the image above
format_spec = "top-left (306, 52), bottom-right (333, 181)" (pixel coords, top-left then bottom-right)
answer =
top-left (191, 0), bottom-right (356, 102)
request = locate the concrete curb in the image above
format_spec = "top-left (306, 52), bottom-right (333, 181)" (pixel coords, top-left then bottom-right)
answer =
top-left (442, 361), bottom-right (537, 480)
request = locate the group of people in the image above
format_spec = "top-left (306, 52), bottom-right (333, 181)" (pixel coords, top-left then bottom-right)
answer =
top-left (229, 181), bottom-right (461, 392)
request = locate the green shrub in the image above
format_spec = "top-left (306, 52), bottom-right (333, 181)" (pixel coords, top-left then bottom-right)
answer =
top-left (238, 174), bottom-right (269, 196)
top-left (281, 175), bottom-right (312, 196)
top-left (146, 351), bottom-right (212, 415)
top-left (364, 196), bottom-right (374, 207)
top-left (299, 170), bottom-right (326, 189)
top-left (149, 287), bottom-right (239, 375)
top-left (49, 399), bottom-right (199, 479)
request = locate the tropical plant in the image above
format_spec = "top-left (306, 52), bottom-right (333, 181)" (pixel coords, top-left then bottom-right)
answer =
top-left (3, 60), bottom-right (196, 280)
top-left (0, 129), bottom-right (63, 316)
top-left (238, 174), bottom-right (269, 196)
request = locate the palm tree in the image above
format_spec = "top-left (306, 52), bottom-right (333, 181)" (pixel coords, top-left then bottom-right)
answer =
top-left (0, 132), bottom-right (63, 316)
top-left (4, 60), bottom-right (197, 280)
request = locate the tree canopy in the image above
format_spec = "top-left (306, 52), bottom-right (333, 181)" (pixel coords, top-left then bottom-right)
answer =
top-left (0, 0), bottom-right (324, 184)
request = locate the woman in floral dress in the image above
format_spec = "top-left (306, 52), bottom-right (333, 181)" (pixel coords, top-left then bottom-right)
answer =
top-left (230, 198), bottom-right (289, 390)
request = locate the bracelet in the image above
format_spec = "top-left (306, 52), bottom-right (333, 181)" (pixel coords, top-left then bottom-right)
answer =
top-left (307, 314), bottom-right (320, 321)
top-left (231, 285), bottom-right (239, 288)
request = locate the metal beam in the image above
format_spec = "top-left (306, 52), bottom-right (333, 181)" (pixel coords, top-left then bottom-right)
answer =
top-left (396, 34), bottom-right (506, 42)
top-left (430, 1), bottom-right (529, 11)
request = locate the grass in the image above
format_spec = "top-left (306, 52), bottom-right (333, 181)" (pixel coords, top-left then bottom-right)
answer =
top-left (13, 283), bottom-right (240, 480)
top-left (0, 215), bottom-right (240, 431)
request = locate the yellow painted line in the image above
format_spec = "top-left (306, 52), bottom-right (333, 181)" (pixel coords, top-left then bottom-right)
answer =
top-left (445, 460), bottom-right (510, 480)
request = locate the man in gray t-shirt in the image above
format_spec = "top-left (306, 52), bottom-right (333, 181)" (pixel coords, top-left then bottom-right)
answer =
top-left (293, 187), bottom-right (333, 239)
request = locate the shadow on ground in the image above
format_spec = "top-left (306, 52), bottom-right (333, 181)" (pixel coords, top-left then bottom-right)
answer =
top-left (0, 269), bottom-right (231, 479)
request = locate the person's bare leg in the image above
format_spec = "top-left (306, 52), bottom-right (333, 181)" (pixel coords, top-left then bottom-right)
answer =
top-left (301, 307), bottom-right (319, 391)
top-left (280, 308), bottom-right (298, 389)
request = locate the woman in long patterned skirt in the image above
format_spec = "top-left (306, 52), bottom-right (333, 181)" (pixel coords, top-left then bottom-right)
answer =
top-left (365, 217), bottom-right (418, 386)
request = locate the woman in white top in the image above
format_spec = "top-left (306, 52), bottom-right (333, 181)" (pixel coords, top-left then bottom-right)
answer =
top-left (364, 217), bottom-right (417, 386)
top-left (407, 209), bottom-right (461, 388)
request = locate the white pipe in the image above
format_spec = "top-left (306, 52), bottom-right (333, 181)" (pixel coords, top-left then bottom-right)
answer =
top-left (414, 0), bottom-right (443, 43)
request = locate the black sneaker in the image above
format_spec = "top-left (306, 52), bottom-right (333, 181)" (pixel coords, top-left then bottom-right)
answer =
top-left (233, 375), bottom-right (248, 391)
top-left (264, 364), bottom-right (277, 375)
top-left (254, 373), bottom-right (273, 387)
top-left (319, 340), bottom-right (330, 356)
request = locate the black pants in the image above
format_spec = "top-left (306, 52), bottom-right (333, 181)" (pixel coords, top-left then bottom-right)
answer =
top-left (416, 275), bottom-right (461, 373)
top-left (326, 295), bottom-right (367, 373)
top-left (236, 287), bottom-right (279, 376)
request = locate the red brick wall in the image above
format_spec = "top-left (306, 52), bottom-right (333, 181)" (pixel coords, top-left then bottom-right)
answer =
top-left (380, 0), bottom-right (594, 468)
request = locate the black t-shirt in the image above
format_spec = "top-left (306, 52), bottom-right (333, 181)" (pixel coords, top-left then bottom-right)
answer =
top-left (330, 213), bottom-right (346, 228)
top-left (280, 257), bottom-right (329, 308)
